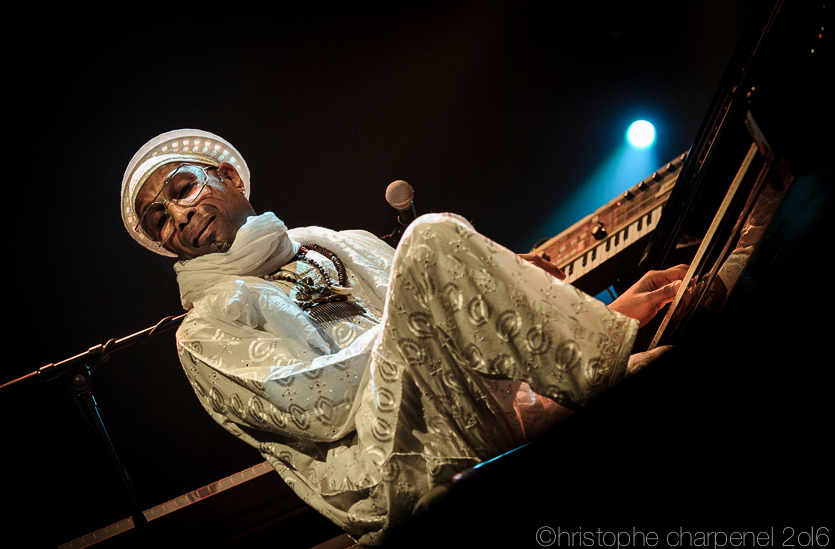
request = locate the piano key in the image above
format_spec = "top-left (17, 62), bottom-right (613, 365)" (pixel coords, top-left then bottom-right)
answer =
top-left (575, 254), bottom-right (589, 276)
top-left (647, 205), bottom-right (662, 229)
top-left (566, 260), bottom-right (581, 282)
top-left (589, 243), bottom-right (604, 272)
top-left (611, 229), bottom-right (625, 258)
top-left (599, 236), bottom-right (613, 262)
top-left (633, 217), bottom-right (647, 240)
top-left (567, 259), bottom-right (581, 282)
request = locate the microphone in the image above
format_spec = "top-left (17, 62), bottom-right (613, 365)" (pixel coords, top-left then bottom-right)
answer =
top-left (386, 180), bottom-right (417, 226)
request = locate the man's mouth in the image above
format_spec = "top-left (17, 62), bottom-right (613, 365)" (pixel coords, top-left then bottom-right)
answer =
top-left (190, 215), bottom-right (215, 247)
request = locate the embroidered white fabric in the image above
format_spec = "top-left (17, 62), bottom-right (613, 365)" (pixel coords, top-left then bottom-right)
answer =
top-left (175, 212), bottom-right (638, 545)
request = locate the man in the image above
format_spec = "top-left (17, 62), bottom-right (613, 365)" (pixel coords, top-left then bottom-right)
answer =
top-left (121, 129), bottom-right (685, 546)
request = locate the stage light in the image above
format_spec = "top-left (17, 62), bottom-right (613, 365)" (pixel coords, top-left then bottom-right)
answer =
top-left (626, 120), bottom-right (656, 149)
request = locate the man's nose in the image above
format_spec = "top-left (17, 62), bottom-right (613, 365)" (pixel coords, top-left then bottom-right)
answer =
top-left (166, 201), bottom-right (196, 230)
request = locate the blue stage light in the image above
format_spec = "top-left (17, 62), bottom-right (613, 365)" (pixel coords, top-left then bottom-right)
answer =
top-left (626, 120), bottom-right (656, 148)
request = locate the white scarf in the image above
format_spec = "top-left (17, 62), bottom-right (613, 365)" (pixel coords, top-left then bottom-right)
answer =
top-left (173, 212), bottom-right (331, 350)
top-left (174, 212), bottom-right (297, 310)
top-left (173, 211), bottom-right (394, 349)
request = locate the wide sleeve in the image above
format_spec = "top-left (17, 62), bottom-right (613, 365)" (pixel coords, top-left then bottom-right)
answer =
top-left (175, 310), bottom-right (392, 532)
top-left (176, 308), bottom-right (382, 444)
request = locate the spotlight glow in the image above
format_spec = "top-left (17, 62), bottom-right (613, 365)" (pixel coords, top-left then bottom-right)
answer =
top-left (626, 120), bottom-right (656, 149)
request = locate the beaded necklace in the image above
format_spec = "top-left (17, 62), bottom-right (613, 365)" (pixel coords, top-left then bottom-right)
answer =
top-left (263, 244), bottom-right (366, 325)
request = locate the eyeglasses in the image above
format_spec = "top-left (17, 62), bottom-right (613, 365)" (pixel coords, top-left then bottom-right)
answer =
top-left (135, 164), bottom-right (215, 247)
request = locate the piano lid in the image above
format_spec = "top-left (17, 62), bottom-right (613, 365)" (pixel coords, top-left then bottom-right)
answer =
top-left (637, 0), bottom-right (829, 348)
top-left (639, 0), bottom-right (829, 275)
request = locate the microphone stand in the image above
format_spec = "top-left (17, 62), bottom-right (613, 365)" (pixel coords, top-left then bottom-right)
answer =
top-left (380, 201), bottom-right (417, 247)
top-left (2, 313), bottom-right (187, 541)
top-left (380, 225), bottom-right (404, 248)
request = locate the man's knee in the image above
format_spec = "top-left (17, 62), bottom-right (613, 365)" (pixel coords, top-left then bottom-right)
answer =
top-left (402, 213), bottom-right (474, 248)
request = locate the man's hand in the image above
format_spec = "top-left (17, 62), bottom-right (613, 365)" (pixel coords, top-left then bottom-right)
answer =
top-left (608, 264), bottom-right (689, 327)
top-left (626, 345), bottom-right (673, 377)
top-left (518, 253), bottom-right (566, 280)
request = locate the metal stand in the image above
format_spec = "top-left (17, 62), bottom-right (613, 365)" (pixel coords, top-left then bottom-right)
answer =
top-left (2, 313), bottom-right (187, 541)
top-left (68, 361), bottom-right (152, 539)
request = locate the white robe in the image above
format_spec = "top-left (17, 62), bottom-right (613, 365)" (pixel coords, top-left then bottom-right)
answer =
top-left (174, 212), bottom-right (638, 545)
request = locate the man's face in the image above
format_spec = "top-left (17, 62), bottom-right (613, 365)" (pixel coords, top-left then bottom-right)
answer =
top-left (134, 161), bottom-right (255, 260)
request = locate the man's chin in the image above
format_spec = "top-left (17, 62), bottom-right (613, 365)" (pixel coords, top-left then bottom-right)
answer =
top-left (212, 240), bottom-right (232, 253)
top-left (166, 240), bottom-right (230, 260)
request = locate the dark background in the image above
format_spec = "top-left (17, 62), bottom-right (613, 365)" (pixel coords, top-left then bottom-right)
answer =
top-left (6, 1), bottom-right (827, 547)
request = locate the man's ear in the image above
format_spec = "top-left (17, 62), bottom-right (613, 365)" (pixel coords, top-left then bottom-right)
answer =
top-left (217, 162), bottom-right (245, 193)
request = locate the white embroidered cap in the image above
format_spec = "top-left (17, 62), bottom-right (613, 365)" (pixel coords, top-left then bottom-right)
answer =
top-left (121, 129), bottom-right (251, 257)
